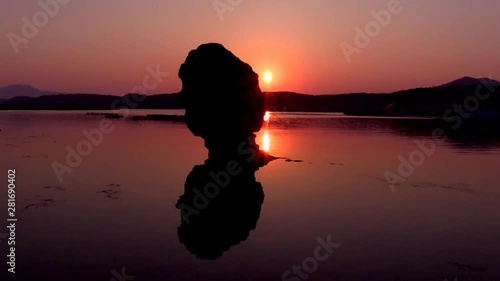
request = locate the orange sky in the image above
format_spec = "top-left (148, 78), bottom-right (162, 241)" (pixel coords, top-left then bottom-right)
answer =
top-left (1, 0), bottom-right (499, 95)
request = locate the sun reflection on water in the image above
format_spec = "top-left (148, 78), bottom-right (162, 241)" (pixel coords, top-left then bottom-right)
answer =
top-left (262, 131), bottom-right (270, 152)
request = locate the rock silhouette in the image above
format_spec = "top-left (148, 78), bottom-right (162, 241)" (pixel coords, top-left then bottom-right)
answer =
top-left (175, 43), bottom-right (276, 259)
top-left (176, 162), bottom-right (264, 260)
top-left (177, 43), bottom-right (268, 162)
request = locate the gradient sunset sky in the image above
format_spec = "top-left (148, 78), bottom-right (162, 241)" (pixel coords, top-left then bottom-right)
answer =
top-left (1, 0), bottom-right (499, 95)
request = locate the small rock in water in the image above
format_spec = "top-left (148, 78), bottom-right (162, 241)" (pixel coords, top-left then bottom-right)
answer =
top-left (43, 185), bottom-right (65, 191)
top-left (97, 189), bottom-right (122, 199)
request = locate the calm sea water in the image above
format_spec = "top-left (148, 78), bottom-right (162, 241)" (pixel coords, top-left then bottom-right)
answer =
top-left (1, 110), bottom-right (499, 281)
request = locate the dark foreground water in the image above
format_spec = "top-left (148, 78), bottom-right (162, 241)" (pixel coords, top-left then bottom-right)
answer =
top-left (1, 110), bottom-right (499, 281)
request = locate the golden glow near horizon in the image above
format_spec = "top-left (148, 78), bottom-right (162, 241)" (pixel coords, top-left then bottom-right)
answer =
top-left (263, 71), bottom-right (273, 83)
top-left (262, 131), bottom-right (270, 152)
top-left (263, 111), bottom-right (270, 122)
top-left (1, 2), bottom-right (499, 95)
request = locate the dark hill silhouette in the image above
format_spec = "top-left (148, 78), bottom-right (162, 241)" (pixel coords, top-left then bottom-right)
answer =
top-left (0, 76), bottom-right (499, 117)
top-left (4, 94), bottom-right (120, 110)
top-left (439, 76), bottom-right (500, 88)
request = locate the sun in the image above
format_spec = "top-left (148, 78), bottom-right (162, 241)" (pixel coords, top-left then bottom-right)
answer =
top-left (263, 71), bottom-right (273, 83)
top-left (263, 111), bottom-right (270, 122)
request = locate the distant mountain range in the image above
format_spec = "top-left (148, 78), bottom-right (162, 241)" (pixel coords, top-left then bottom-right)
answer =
top-left (0, 85), bottom-right (57, 99)
top-left (1, 77), bottom-right (499, 117)
top-left (438, 76), bottom-right (500, 88)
